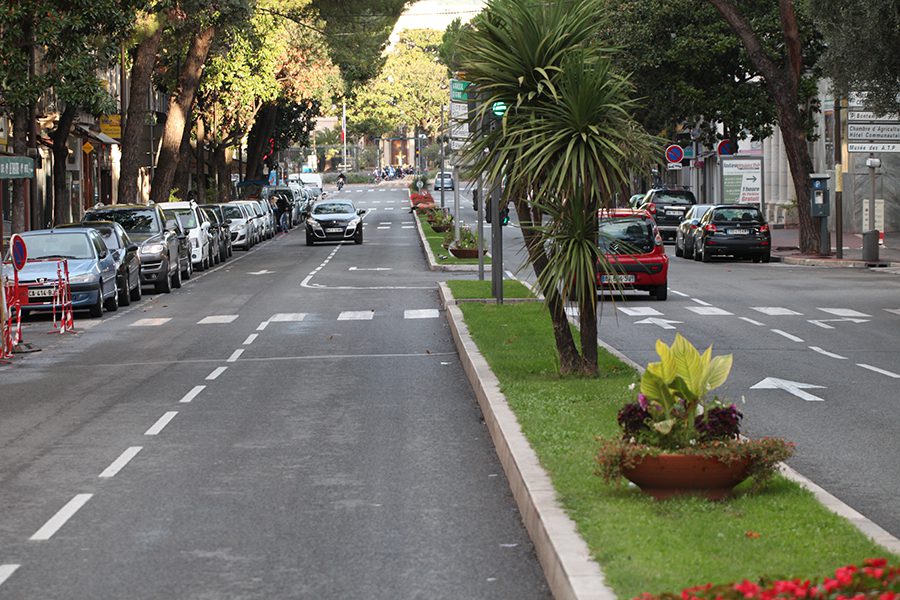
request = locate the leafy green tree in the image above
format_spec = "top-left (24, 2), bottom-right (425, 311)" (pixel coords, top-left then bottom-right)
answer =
top-left (439, 18), bottom-right (471, 77)
top-left (810, 0), bottom-right (900, 115)
top-left (459, 0), bottom-right (658, 376)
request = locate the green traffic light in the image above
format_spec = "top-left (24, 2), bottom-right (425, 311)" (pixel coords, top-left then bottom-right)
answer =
top-left (491, 101), bottom-right (508, 117)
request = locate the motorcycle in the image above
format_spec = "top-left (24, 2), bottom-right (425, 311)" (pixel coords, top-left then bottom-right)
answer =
top-left (336, 179), bottom-right (344, 191)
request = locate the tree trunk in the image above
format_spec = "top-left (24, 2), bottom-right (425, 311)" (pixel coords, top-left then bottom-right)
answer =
top-left (173, 116), bottom-right (193, 200)
top-left (11, 107), bottom-right (30, 233)
top-left (49, 105), bottom-right (77, 225)
top-left (514, 198), bottom-right (582, 374)
top-left (245, 103), bottom-right (277, 181)
top-left (214, 144), bottom-right (231, 201)
top-left (577, 189), bottom-right (599, 376)
top-left (196, 116), bottom-right (206, 203)
top-left (773, 95), bottom-right (817, 252)
top-left (118, 22), bottom-right (164, 205)
top-left (149, 24), bottom-right (215, 205)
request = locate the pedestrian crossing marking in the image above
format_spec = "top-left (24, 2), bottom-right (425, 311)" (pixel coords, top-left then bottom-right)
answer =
top-left (617, 307), bottom-right (662, 317)
top-left (751, 307), bottom-right (803, 316)
top-left (197, 315), bottom-right (239, 324)
top-left (377, 226), bottom-right (390, 230)
top-left (685, 306), bottom-right (733, 316)
top-left (338, 310), bottom-right (375, 320)
top-left (404, 309), bottom-right (440, 319)
top-left (817, 308), bottom-right (871, 318)
top-left (269, 313), bottom-right (307, 322)
top-left (131, 318), bottom-right (172, 327)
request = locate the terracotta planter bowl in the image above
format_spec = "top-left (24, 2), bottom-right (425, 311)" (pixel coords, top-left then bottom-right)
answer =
top-left (449, 246), bottom-right (481, 259)
top-left (431, 224), bottom-right (452, 233)
top-left (623, 454), bottom-right (751, 500)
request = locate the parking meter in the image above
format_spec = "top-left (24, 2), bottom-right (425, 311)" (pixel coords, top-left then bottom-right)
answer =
top-left (810, 174), bottom-right (830, 217)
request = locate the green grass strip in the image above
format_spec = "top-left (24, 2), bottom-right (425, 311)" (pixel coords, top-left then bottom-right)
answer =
top-left (459, 301), bottom-right (896, 598)
top-left (416, 212), bottom-right (491, 265)
top-left (446, 279), bottom-right (535, 299)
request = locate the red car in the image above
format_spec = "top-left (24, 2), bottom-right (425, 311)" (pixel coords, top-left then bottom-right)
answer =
top-left (596, 209), bottom-right (668, 301)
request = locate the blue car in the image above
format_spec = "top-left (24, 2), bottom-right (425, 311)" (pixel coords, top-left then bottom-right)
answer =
top-left (6, 228), bottom-right (120, 317)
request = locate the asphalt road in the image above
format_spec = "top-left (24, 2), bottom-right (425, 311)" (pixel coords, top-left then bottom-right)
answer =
top-left (449, 187), bottom-right (900, 541)
top-left (0, 185), bottom-right (550, 598)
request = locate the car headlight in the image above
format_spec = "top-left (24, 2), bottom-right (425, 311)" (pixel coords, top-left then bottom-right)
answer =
top-left (70, 272), bottom-right (98, 284)
top-left (347, 218), bottom-right (360, 228)
top-left (307, 218), bottom-right (323, 230)
top-left (140, 243), bottom-right (166, 255)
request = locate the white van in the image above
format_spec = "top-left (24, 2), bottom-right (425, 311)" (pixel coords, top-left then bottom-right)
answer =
top-left (298, 173), bottom-right (323, 188)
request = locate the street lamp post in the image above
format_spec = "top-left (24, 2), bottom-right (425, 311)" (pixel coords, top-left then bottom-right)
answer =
top-left (440, 105), bottom-right (446, 209)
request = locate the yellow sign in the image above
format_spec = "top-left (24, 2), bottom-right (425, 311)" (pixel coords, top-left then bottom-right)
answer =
top-left (0, 116), bottom-right (7, 146)
top-left (100, 115), bottom-right (121, 139)
top-left (82, 141), bottom-right (95, 154)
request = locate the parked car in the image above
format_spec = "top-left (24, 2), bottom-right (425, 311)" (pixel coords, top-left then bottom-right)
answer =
top-left (675, 204), bottom-right (716, 260)
top-left (433, 171), bottom-right (455, 191)
top-left (627, 193), bottom-right (646, 208)
top-left (218, 203), bottom-right (253, 249)
top-left (83, 203), bottom-right (188, 293)
top-left (7, 228), bottom-right (120, 317)
top-left (638, 187), bottom-right (697, 241)
top-left (693, 204), bottom-right (771, 263)
top-left (305, 199), bottom-right (367, 245)
top-left (247, 199), bottom-right (275, 239)
top-left (202, 204), bottom-right (234, 258)
top-left (232, 200), bottom-right (265, 244)
top-left (596, 208), bottom-right (668, 301)
top-left (161, 201), bottom-right (213, 271)
top-left (59, 221), bottom-right (142, 306)
top-left (201, 207), bottom-right (229, 265)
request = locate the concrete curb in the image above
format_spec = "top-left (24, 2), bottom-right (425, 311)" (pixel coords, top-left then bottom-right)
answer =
top-left (439, 283), bottom-right (614, 600)
top-left (776, 255), bottom-right (898, 269)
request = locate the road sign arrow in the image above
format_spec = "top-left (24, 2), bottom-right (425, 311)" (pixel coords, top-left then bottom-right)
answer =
top-left (808, 317), bottom-right (870, 329)
top-left (747, 175), bottom-right (758, 182)
top-left (634, 317), bottom-right (683, 330)
top-left (750, 377), bottom-right (825, 402)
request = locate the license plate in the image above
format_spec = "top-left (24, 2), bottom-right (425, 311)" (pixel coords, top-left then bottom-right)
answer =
top-left (601, 274), bottom-right (636, 284)
top-left (28, 287), bottom-right (56, 298)
top-left (325, 227), bottom-right (343, 233)
top-left (729, 229), bottom-right (750, 235)
top-left (665, 208), bottom-right (684, 215)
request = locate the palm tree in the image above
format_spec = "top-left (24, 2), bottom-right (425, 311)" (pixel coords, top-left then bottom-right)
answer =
top-left (459, 0), bottom-right (658, 376)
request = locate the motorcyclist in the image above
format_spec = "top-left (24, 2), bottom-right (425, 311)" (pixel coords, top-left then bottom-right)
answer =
top-left (336, 172), bottom-right (346, 190)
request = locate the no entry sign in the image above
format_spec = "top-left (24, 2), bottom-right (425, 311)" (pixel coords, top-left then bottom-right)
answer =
top-left (664, 144), bottom-right (684, 163)
top-left (10, 234), bottom-right (27, 271)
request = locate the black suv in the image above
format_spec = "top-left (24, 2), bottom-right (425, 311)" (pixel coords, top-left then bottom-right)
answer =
top-left (638, 188), bottom-right (697, 241)
top-left (84, 203), bottom-right (190, 293)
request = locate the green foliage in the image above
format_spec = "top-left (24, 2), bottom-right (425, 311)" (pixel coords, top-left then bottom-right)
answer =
top-left (439, 18), bottom-right (470, 76)
top-left (453, 224), bottom-right (482, 250)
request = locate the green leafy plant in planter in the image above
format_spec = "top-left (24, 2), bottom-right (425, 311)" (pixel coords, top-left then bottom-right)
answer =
top-left (595, 333), bottom-right (794, 499)
top-left (430, 210), bottom-right (454, 233)
top-left (449, 224), bottom-right (487, 258)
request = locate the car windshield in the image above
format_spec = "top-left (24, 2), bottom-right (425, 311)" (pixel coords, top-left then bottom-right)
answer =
top-left (85, 208), bottom-right (159, 233)
top-left (222, 205), bottom-right (244, 219)
top-left (163, 208), bottom-right (197, 229)
top-left (599, 218), bottom-right (655, 254)
top-left (654, 192), bottom-right (695, 205)
top-left (711, 207), bottom-right (763, 223)
top-left (93, 227), bottom-right (121, 250)
top-left (313, 202), bottom-right (354, 215)
top-left (24, 233), bottom-right (95, 260)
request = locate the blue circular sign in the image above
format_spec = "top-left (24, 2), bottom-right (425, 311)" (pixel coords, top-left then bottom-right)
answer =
top-left (665, 144), bottom-right (684, 163)
top-left (716, 140), bottom-right (733, 156)
top-left (10, 234), bottom-right (27, 271)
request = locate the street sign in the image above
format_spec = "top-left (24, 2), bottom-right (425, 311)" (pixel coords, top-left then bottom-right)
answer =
top-left (100, 115), bottom-right (121, 139)
top-left (848, 111), bottom-right (899, 122)
top-left (716, 139), bottom-right (733, 156)
top-left (664, 144), bottom-right (684, 163)
top-left (450, 102), bottom-right (468, 120)
top-left (847, 123), bottom-right (900, 140)
top-left (82, 141), bottom-right (94, 154)
top-left (450, 78), bottom-right (471, 102)
top-left (10, 234), bottom-right (27, 270)
top-left (450, 139), bottom-right (465, 151)
top-left (666, 162), bottom-right (682, 171)
top-left (0, 156), bottom-right (35, 179)
top-left (848, 142), bottom-right (900, 153)
top-left (450, 121), bottom-right (469, 140)
top-left (721, 156), bottom-right (764, 206)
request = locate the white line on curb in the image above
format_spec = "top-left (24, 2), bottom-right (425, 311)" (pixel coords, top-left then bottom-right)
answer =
top-left (30, 494), bottom-right (93, 541)
top-left (145, 411), bottom-right (177, 436)
top-left (99, 446), bottom-right (142, 478)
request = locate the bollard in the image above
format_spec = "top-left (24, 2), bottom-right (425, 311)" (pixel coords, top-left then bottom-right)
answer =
top-left (862, 230), bottom-right (880, 263)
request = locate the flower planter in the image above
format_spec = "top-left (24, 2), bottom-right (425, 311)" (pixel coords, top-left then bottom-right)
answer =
top-left (449, 246), bottom-right (482, 259)
top-left (431, 224), bottom-right (452, 233)
top-left (622, 453), bottom-right (750, 500)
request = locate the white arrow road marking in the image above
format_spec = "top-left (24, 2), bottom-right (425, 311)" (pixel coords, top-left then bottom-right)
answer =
top-left (885, 308), bottom-right (900, 316)
top-left (751, 377), bottom-right (825, 402)
top-left (808, 317), bottom-right (870, 329)
top-left (857, 364), bottom-right (900, 378)
top-left (30, 494), bottom-right (93, 540)
top-left (817, 308), bottom-right (871, 318)
top-left (348, 267), bottom-right (392, 271)
top-left (634, 317), bottom-right (683, 330)
top-left (248, 269), bottom-right (274, 275)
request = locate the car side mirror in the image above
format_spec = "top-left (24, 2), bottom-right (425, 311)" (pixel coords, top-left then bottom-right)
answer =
top-left (225, 219), bottom-right (232, 225)
top-left (357, 209), bottom-right (367, 216)
top-left (127, 243), bottom-right (138, 252)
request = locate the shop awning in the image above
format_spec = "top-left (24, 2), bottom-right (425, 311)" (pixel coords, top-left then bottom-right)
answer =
top-left (76, 125), bottom-right (119, 146)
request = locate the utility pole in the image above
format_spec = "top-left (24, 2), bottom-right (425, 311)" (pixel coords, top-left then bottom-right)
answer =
top-left (342, 100), bottom-right (347, 171)
top-left (440, 105), bottom-right (446, 209)
top-left (833, 96), bottom-right (843, 259)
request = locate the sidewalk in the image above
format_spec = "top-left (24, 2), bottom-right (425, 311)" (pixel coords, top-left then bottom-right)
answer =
top-left (771, 227), bottom-right (900, 269)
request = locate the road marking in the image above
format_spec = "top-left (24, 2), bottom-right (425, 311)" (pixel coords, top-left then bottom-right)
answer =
top-left (751, 307), bottom-right (802, 316)
top-left (818, 307), bottom-right (871, 318)
top-left (131, 318), bottom-right (171, 327)
top-left (809, 346), bottom-right (847, 359)
top-left (685, 306), bottom-right (733, 316)
top-left (197, 315), bottom-right (239, 324)
top-left (384, 207), bottom-right (395, 210)
top-left (379, 222), bottom-right (392, 225)
top-left (617, 307), bottom-right (662, 317)
top-left (377, 226), bottom-right (390, 229)
top-left (635, 317), bottom-right (682, 330)
top-left (402, 225), bottom-right (414, 229)
top-left (691, 298), bottom-right (712, 306)
top-left (751, 377), bottom-right (825, 402)
top-left (809, 317), bottom-right (869, 329)
top-left (740, 317), bottom-right (766, 326)
top-left (671, 290), bottom-right (689, 297)
top-left (404, 309), bottom-right (440, 319)
top-left (145, 411), bottom-right (178, 435)
top-left (99, 446), bottom-right (142, 478)
top-left (227, 349), bottom-right (244, 362)
top-left (248, 269), bottom-right (274, 275)
top-left (256, 321), bottom-right (269, 331)
top-left (206, 367), bottom-right (227, 380)
top-left (242, 334), bottom-right (258, 345)
top-left (179, 385), bottom-right (206, 403)
top-left (0, 565), bottom-right (19, 587)
top-left (857, 363), bottom-right (900, 378)
top-left (338, 311), bottom-right (375, 320)
top-left (30, 494), bottom-right (93, 540)
top-left (269, 313), bottom-right (307, 322)
top-left (771, 329), bottom-right (804, 342)
top-left (349, 267), bottom-right (392, 271)
top-left (885, 308), bottom-right (900, 316)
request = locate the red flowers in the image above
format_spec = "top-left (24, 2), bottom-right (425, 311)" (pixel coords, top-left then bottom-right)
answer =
top-left (634, 559), bottom-right (899, 600)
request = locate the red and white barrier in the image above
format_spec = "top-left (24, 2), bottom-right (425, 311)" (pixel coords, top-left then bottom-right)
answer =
top-left (50, 260), bottom-right (75, 334)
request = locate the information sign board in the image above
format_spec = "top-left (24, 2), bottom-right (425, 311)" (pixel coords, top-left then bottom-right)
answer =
top-left (450, 79), bottom-right (471, 102)
top-left (720, 156), bottom-right (764, 207)
top-left (848, 123), bottom-right (900, 141)
top-left (848, 142), bottom-right (900, 153)
top-left (0, 156), bottom-right (35, 179)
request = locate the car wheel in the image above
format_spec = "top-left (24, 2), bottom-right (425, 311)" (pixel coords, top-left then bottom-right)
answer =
top-left (172, 263), bottom-right (182, 289)
top-left (693, 242), bottom-right (702, 261)
top-left (119, 276), bottom-right (131, 307)
top-left (354, 229), bottom-right (363, 244)
top-left (675, 237), bottom-right (684, 257)
top-left (761, 252), bottom-right (771, 263)
top-left (306, 231), bottom-right (314, 246)
top-left (89, 289), bottom-right (103, 318)
top-left (182, 258), bottom-right (191, 280)
top-left (700, 242), bottom-right (710, 263)
top-left (104, 282), bottom-right (119, 312)
top-left (156, 261), bottom-right (173, 293)
top-left (651, 283), bottom-right (668, 301)
top-left (130, 274), bottom-right (142, 302)
top-left (685, 240), bottom-right (695, 260)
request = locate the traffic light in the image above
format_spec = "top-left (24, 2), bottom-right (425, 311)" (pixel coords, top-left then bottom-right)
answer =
top-left (499, 204), bottom-right (510, 226)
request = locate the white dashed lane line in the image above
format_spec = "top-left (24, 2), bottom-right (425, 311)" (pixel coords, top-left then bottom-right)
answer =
top-left (130, 318), bottom-right (172, 327)
top-left (242, 334), bottom-right (258, 345)
top-left (404, 309), bottom-right (440, 319)
top-left (144, 411), bottom-right (178, 436)
top-left (338, 311), bottom-right (375, 321)
top-left (197, 315), bottom-right (239, 324)
top-left (226, 349), bottom-right (244, 362)
top-left (269, 313), bottom-right (307, 322)
top-left (206, 367), bottom-right (228, 380)
top-left (256, 321), bottom-right (269, 331)
top-left (99, 447), bottom-right (142, 479)
top-left (0, 565), bottom-right (20, 587)
top-left (809, 346), bottom-right (847, 359)
top-left (179, 385), bottom-right (206, 403)
top-left (771, 329), bottom-right (804, 343)
top-left (30, 494), bottom-right (93, 541)
top-left (691, 298), bottom-right (712, 306)
top-left (740, 317), bottom-right (766, 326)
top-left (857, 363), bottom-right (900, 378)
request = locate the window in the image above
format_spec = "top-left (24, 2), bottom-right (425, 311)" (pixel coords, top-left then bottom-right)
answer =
top-left (711, 207), bottom-right (762, 222)
top-left (313, 203), bottom-right (354, 215)
top-left (222, 205), bottom-right (243, 219)
top-left (163, 208), bottom-right (198, 229)
top-left (25, 233), bottom-right (95, 260)
top-left (85, 208), bottom-right (160, 233)
top-left (599, 218), bottom-right (655, 254)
